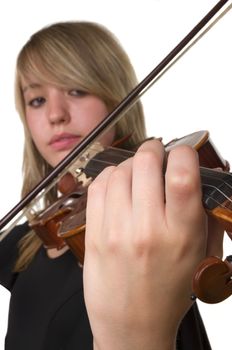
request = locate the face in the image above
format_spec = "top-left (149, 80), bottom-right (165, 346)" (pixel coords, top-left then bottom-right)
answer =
top-left (22, 78), bottom-right (115, 167)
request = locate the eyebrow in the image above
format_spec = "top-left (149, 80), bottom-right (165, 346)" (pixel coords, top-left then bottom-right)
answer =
top-left (22, 83), bottom-right (42, 93)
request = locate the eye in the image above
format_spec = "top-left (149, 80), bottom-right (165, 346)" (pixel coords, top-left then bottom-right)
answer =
top-left (28, 97), bottom-right (46, 108)
top-left (69, 89), bottom-right (87, 97)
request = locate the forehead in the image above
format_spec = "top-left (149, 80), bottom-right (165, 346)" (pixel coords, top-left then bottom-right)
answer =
top-left (20, 75), bottom-right (42, 93)
top-left (20, 74), bottom-right (67, 94)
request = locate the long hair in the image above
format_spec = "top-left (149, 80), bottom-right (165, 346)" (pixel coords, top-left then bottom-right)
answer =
top-left (14, 21), bottom-right (147, 271)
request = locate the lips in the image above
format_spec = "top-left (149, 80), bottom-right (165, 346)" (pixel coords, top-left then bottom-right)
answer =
top-left (49, 133), bottom-right (81, 151)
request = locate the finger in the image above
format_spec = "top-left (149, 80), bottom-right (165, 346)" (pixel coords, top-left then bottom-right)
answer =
top-left (132, 139), bottom-right (166, 236)
top-left (165, 146), bottom-right (205, 238)
top-left (86, 166), bottom-right (115, 244)
top-left (103, 157), bottom-right (133, 240)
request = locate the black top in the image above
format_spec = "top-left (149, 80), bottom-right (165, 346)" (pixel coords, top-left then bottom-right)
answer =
top-left (0, 223), bottom-right (211, 350)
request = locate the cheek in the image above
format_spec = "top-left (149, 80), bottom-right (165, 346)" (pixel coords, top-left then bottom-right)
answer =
top-left (26, 116), bottom-right (36, 141)
top-left (82, 102), bottom-right (116, 146)
top-left (27, 122), bottom-right (37, 141)
top-left (99, 128), bottom-right (116, 147)
top-left (26, 115), bottom-right (45, 150)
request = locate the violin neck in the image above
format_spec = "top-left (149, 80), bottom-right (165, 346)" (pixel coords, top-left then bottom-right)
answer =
top-left (84, 146), bottom-right (134, 179)
top-left (83, 146), bottom-right (232, 231)
top-left (201, 167), bottom-right (232, 209)
top-left (201, 167), bottom-right (232, 231)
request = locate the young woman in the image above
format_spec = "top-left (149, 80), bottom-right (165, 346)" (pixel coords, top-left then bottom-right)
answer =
top-left (0, 21), bottom-right (224, 349)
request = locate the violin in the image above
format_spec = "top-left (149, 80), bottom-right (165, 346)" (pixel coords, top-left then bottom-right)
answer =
top-left (0, 0), bottom-right (231, 305)
top-left (29, 130), bottom-right (232, 304)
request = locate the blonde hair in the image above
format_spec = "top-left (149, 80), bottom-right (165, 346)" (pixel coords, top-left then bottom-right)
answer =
top-left (15, 21), bottom-right (147, 271)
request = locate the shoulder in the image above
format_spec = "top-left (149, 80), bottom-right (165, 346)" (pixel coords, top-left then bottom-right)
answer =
top-left (0, 221), bottom-right (30, 290)
top-left (0, 221), bottom-right (29, 244)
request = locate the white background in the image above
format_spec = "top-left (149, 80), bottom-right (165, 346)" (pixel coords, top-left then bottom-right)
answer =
top-left (0, 0), bottom-right (231, 348)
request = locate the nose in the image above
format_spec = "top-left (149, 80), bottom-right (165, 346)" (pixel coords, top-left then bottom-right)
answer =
top-left (47, 91), bottom-right (70, 125)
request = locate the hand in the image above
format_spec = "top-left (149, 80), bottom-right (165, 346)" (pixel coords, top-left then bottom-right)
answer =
top-left (83, 139), bottom-right (208, 350)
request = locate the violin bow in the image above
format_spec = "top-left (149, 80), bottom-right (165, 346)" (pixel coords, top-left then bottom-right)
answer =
top-left (0, 0), bottom-right (231, 236)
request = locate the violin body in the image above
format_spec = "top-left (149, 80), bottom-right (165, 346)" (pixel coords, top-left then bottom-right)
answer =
top-left (30, 130), bottom-right (232, 304)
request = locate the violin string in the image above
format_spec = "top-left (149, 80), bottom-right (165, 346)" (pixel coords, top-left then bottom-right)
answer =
top-left (202, 180), bottom-right (232, 203)
top-left (82, 146), bottom-right (135, 178)
top-left (202, 184), bottom-right (231, 208)
top-left (201, 191), bottom-right (227, 209)
top-left (84, 148), bottom-right (232, 210)
top-left (78, 146), bottom-right (232, 226)
top-left (200, 167), bottom-right (232, 209)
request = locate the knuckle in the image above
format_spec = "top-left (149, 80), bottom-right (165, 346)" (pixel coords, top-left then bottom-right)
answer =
top-left (105, 233), bottom-right (120, 254)
top-left (169, 169), bottom-right (195, 194)
top-left (87, 180), bottom-right (103, 198)
top-left (103, 226), bottom-right (126, 255)
top-left (132, 229), bottom-right (155, 257)
top-left (138, 139), bottom-right (164, 153)
top-left (167, 145), bottom-right (200, 196)
top-left (109, 166), bottom-right (126, 185)
top-left (87, 166), bottom-right (115, 196)
top-left (133, 149), bottom-right (159, 170)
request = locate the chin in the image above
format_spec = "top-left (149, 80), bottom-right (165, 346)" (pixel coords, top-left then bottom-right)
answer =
top-left (54, 152), bottom-right (71, 167)
top-left (47, 147), bottom-right (79, 168)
